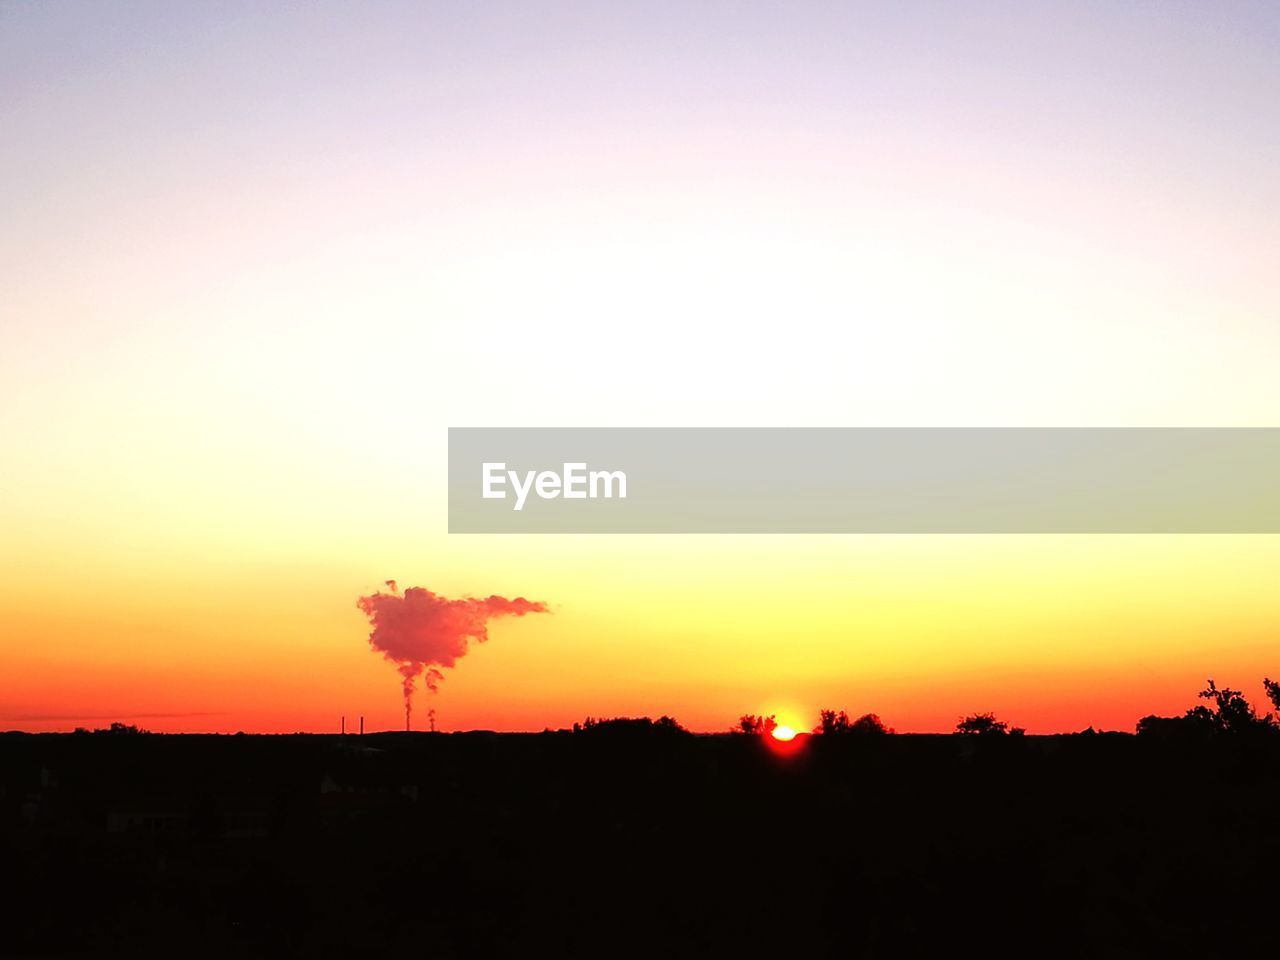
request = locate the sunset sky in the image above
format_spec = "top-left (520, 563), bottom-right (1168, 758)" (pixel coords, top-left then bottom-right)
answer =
top-left (3, 2), bottom-right (1279, 734)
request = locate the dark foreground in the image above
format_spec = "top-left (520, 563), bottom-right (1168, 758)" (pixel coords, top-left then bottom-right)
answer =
top-left (3, 728), bottom-right (1278, 958)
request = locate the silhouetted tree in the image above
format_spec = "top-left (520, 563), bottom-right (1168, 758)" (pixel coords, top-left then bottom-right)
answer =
top-left (575, 716), bottom-right (689, 736)
top-left (816, 710), bottom-right (893, 735)
top-left (1138, 677), bottom-right (1278, 736)
top-left (1192, 679), bottom-right (1263, 732)
top-left (816, 709), bottom-right (852, 734)
top-left (737, 714), bottom-right (777, 736)
top-left (1137, 714), bottom-right (1191, 737)
top-left (851, 713), bottom-right (893, 735)
top-left (955, 713), bottom-right (1008, 736)
top-left (97, 722), bottom-right (146, 735)
top-left (1264, 678), bottom-right (1280, 715)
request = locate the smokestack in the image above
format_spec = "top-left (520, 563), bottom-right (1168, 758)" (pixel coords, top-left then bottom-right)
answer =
top-left (356, 583), bottom-right (547, 728)
top-left (341, 715), bottom-right (345, 736)
top-left (359, 715), bottom-right (364, 736)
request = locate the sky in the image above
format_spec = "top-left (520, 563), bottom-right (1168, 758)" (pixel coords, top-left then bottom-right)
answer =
top-left (2, 1), bottom-right (1279, 734)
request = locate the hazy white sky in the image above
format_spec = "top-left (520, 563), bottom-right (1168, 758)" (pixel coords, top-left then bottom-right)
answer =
top-left (4, 2), bottom-right (1277, 436)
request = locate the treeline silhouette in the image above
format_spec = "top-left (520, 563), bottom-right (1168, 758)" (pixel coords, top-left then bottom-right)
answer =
top-left (61, 676), bottom-right (1280, 741)
top-left (4, 677), bottom-right (1280, 957)
top-left (732, 676), bottom-right (1280, 740)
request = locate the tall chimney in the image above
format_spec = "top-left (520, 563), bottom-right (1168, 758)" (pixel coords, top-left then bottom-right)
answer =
top-left (359, 716), bottom-right (364, 736)
top-left (341, 715), bottom-right (345, 736)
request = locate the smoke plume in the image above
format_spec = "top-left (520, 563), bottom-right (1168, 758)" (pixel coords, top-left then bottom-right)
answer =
top-left (356, 581), bottom-right (547, 729)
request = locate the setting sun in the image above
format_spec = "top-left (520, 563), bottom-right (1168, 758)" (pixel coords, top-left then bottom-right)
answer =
top-left (771, 725), bottom-right (797, 742)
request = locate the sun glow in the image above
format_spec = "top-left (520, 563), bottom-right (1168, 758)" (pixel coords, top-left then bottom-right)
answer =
top-left (771, 724), bottom-right (797, 742)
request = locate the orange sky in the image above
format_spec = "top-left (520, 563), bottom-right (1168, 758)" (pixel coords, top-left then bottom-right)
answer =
top-left (4, 533), bottom-right (1279, 734)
